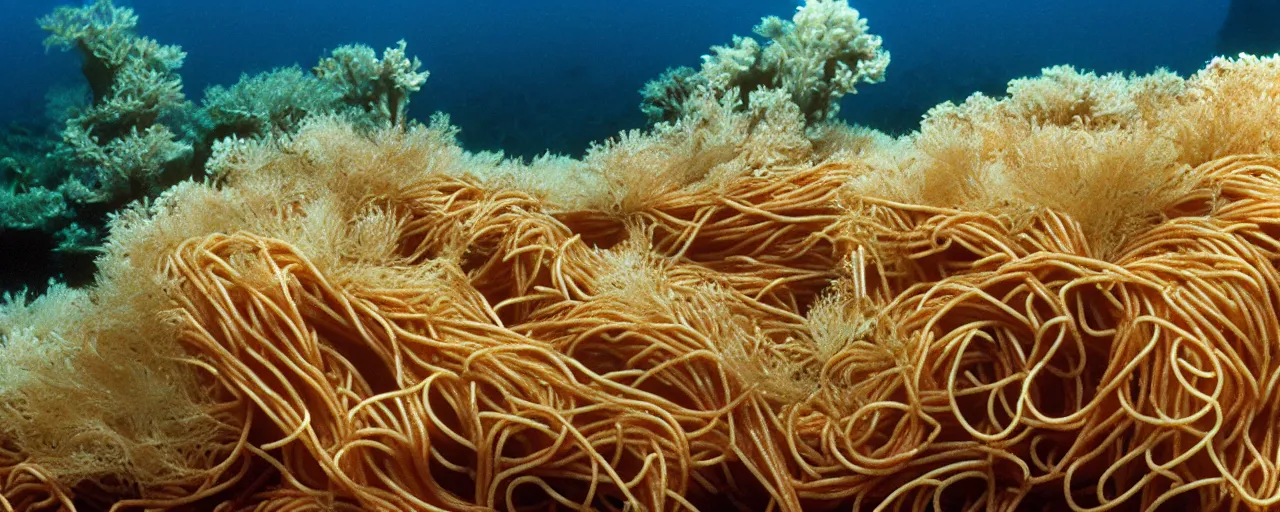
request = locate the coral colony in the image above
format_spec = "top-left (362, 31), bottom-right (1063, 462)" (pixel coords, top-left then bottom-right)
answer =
top-left (3, 0), bottom-right (1280, 510)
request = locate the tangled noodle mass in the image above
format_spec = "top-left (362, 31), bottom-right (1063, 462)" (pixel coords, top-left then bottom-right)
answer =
top-left (3, 7), bottom-right (1280, 502)
top-left (5, 142), bottom-right (1280, 510)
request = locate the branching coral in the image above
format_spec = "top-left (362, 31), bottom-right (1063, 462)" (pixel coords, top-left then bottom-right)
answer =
top-left (641, 0), bottom-right (889, 126)
top-left (40, 0), bottom-right (191, 177)
top-left (39, 0), bottom-right (185, 105)
top-left (314, 40), bottom-right (430, 129)
top-left (8, 0), bottom-right (194, 254)
top-left (1, 1), bottom-right (432, 288)
top-left (198, 66), bottom-right (344, 141)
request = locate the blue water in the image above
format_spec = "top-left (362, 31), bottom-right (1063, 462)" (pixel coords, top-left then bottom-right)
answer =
top-left (0, 0), bottom-right (1242, 159)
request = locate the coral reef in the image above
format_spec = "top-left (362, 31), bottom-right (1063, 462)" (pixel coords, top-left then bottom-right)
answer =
top-left (0, 1), bottom-right (431, 291)
top-left (3, 0), bottom-right (1280, 510)
top-left (0, 0), bottom-right (194, 254)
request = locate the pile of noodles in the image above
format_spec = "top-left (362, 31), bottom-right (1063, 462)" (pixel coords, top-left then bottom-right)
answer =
top-left (6, 60), bottom-right (1280, 510)
top-left (6, 150), bottom-right (1280, 511)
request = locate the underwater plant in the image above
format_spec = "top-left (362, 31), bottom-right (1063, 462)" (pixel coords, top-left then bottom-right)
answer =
top-left (3, 0), bottom-right (1280, 511)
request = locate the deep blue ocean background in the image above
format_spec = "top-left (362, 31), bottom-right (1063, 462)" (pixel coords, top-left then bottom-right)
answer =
top-left (0, 0), bottom-right (1263, 160)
